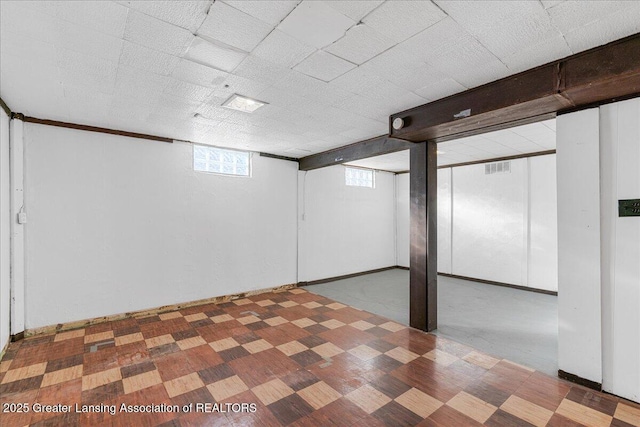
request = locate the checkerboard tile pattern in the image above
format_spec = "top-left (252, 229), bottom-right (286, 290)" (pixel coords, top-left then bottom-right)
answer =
top-left (1, 288), bottom-right (639, 426)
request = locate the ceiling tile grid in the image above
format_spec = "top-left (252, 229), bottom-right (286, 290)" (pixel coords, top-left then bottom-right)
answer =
top-left (1, 1), bottom-right (639, 157)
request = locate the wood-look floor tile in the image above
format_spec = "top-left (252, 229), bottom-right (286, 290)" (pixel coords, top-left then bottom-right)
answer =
top-left (122, 370), bottom-right (162, 394)
top-left (41, 365), bottom-right (83, 388)
top-left (346, 384), bottom-right (392, 414)
top-left (463, 351), bottom-right (501, 370)
top-left (320, 319), bottom-right (346, 330)
top-left (349, 344), bottom-right (382, 361)
top-left (385, 347), bottom-right (420, 364)
top-left (115, 332), bottom-right (144, 346)
top-left (566, 387), bottom-right (619, 416)
top-left (242, 339), bottom-right (273, 354)
top-left (501, 395), bottom-right (554, 427)
top-left (279, 301), bottom-right (299, 308)
top-left (514, 371), bottom-right (570, 412)
top-left (197, 364), bottom-right (234, 385)
top-left (423, 349), bottom-right (459, 366)
top-left (158, 311), bottom-right (183, 321)
top-left (325, 302), bottom-right (346, 310)
top-left (373, 400), bottom-right (424, 426)
top-left (209, 337), bottom-right (239, 352)
top-left (281, 370), bottom-right (320, 392)
top-left (264, 316), bottom-right (288, 326)
top-left (237, 315), bottom-right (261, 325)
top-left (84, 331), bottom-right (114, 344)
top-left (447, 391), bottom-right (498, 423)
top-left (350, 320), bottom-right (375, 331)
top-left (555, 398), bottom-right (613, 427)
top-left (183, 312), bottom-right (208, 322)
top-left (485, 409), bottom-right (537, 427)
top-left (145, 334), bottom-right (175, 349)
top-left (2, 362), bottom-right (48, 383)
top-left (615, 403), bottom-right (640, 426)
top-left (464, 379), bottom-right (512, 408)
top-left (289, 288), bottom-right (306, 294)
top-left (379, 321), bottom-right (405, 332)
top-left (206, 375), bottom-right (248, 401)
top-left (252, 378), bottom-right (295, 406)
top-left (267, 393), bottom-right (315, 425)
top-left (0, 360), bottom-right (12, 373)
top-left (232, 298), bottom-right (253, 306)
top-left (82, 367), bottom-right (122, 391)
top-left (395, 387), bottom-right (443, 418)
top-left (176, 336), bottom-right (206, 351)
top-left (291, 318), bottom-right (317, 329)
top-left (53, 329), bottom-right (85, 342)
top-left (312, 342), bottom-right (345, 358)
top-left (302, 301), bottom-right (322, 309)
top-left (256, 299), bottom-right (276, 307)
top-left (210, 314), bottom-right (234, 323)
top-left (276, 340), bottom-right (308, 356)
top-left (164, 372), bottom-right (205, 398)
top-left (297, 381), bottom-right (341, 410)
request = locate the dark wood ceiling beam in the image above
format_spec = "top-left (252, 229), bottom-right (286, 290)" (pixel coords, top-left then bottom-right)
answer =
top-left (298, 135), bottom-right (412, 171)
top-left (390, 33), bottom-right (640, 142)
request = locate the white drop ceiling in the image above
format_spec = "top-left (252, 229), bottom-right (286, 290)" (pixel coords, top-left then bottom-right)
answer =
top-left (345, 119), bottom-right (556, 172)
top-left (0, 1), bottom-right (638, 157)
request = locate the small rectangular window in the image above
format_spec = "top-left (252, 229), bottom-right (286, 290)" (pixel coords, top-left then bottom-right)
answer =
top-left (345, 167), bottom-right (374, 188)
top-left (193, 145), bottom-right (250, 176)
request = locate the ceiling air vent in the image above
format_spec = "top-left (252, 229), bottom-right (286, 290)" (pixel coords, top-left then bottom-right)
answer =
top-left (485, 161), bottom-right (511, 175)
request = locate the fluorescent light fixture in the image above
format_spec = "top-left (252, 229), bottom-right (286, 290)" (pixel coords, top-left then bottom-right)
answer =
top-left (221, 94), bottom-right (267, 113)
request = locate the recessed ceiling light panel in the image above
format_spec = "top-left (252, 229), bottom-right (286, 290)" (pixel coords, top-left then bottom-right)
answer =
top-left (222, 94), bottom-right (267, 113)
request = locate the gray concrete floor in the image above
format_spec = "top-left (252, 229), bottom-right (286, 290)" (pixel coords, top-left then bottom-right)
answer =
top-left (307, 269), bottom-right (558, 376)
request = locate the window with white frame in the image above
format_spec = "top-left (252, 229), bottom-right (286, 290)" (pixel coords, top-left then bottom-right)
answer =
top-left (345, 167), bottom-right (374, 188)
top-left (193, 145), bottom-right (250, 176)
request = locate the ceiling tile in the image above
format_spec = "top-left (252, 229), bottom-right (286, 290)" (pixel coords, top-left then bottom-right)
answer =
top-left (216, 74), bottom-right (271, 99)
top-left (415, 77), bottom-right (466, 101)
top-left (326, 0), bottom-right (384, 22)
top-left (233, 55), bottom-right (292, 85)
top-left (184, 37), bottom-right (247, 73)
top-left (502, 35), bottom-right (572, 73)
top-left (119, 0), bottom-right (211, 33)
top-left (293, 50), bottom-right (356, 82)
top-left (363, 0), bottom-right (446, 43)
top-left (329, 67), bottom-right (389, 95)
top-left (171, 59), bottom-right (229, 87)
top-left (445, 59), bottom-right (510, 89)
top-left (39, 0), bottom-right (129, 38)
top-left (163, 79), bottom-right (214, 103)
top-left (277, 1), bottom-right (355, 48)
top-left (198, 1), bottom-right (274, 52)
top-left (58, 48), bottom-right (119, 95)
top-left (252, 29), bottom-right (316, 68)
top-left (562, 6), bottom-right (640, 53)
top-left (222, 0), bottom-right (300, 25)
top-left (120, 41), bottom-right (179, 76)
top-left (114, 65), bottom-right (170, 101)
top-left (325, 24), bottom-right (395, 65)
top-left (124, 11), bottom-right (194, 56)
top-left (547, 0), bottom-right (636, 35)
top-left (0, 1), bottom-right (60, 43)
top-left (52, 20), bottom-right (124, 64)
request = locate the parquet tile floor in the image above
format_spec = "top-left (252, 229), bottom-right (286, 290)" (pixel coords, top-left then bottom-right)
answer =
top-left (1, 288), bottom-right (638, 426)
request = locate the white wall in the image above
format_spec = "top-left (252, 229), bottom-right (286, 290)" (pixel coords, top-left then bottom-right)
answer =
top-left (600, 99), bottom-right (640, 402)
top-left (395, 155), bottom-right (558, 291)
top-left (557, 108), bottom-right (602, 384)
top-left (298, 166), bottom-right (396, 282)
top-left (0, 108), bottom-right (10, 350)
top-left (24, 123), bottom-right (298, 329)
top-left (395, 173), bottom-right (409, 268)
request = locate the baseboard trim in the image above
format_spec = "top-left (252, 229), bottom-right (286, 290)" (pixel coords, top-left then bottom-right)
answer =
top-left (395, 266), bottom-right (410, 270)
top-left (10, 332), bottom-right (25, 342)
top-left (558, 370), bottom-right (602, 391)
top-left (24, 282), bottom-right (298, 338)
top-left (298, 266), bottom-right (400, 287)
top-left (438, 273), bottom-right (558, 296)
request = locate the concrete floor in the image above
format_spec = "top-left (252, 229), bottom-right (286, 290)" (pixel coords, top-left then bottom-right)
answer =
top-left (307, 269), bottom-right (558, 376)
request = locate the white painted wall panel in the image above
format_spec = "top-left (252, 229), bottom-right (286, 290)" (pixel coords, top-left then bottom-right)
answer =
top-left (600, 99), bottom-right (640, 402)
top-left (24, 124), bottom-right (298, 329)
top-left (298, 166), bottom-right (395, 282)
top-left (556, 108), bottom-right (602, 384)
top-left (0, 108), bottom-right (10, 350)
top-left (451, 159), bottom-right (527, 286)
top-left (437, 168), bottom-right (452, 274)
top-left (395, 173), bottom-right (409, 268)
top-left (528, 155), bottom-right (558, 291)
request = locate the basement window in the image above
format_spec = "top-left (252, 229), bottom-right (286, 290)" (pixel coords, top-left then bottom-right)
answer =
top-left (345, 167), bottom-right (374, 188)
top-left (193, 145), bottom-right (250, 176)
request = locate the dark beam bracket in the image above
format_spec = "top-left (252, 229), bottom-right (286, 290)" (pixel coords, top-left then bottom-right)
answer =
top-left (299, 135), bottom-right (412, 171)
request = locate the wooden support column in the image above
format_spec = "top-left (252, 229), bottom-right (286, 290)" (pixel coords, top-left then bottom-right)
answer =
top-left (410, 140), bottom-right (437, 332)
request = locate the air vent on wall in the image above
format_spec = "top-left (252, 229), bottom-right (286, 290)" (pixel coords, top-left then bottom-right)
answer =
top-left (485, 161), bottom-right (511, 175)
